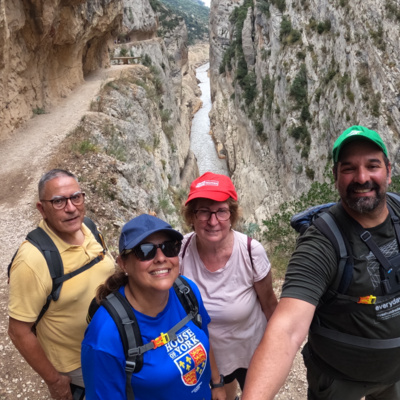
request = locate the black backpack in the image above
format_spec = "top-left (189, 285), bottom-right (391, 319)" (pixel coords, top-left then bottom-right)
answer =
top-left (87, 275), bottom-right (202, 400)
top-left (8, 217), bottom-right (106, 328)
top-left (291, 192), bottom-right (400, 349)
top-left (291, 192), bottom-right (400, 295)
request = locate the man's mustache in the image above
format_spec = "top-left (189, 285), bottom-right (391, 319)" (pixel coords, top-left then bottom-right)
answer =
top-left (346, 181), bottom-right (379, 194)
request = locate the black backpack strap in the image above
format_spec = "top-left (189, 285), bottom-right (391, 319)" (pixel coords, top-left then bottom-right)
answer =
top-left (247, 236), bottom-right (254, 269)
top-left (25, 228), bottom-right (64, 325)
top-left (310, 318), bottom-right (400, 349)
top-left (9, 218), bottom-right (107, 328)
top-left (313, 213), bottom-right (353, 294)
top-left (84, 217), bottom-right (107, 251)
top-left (387, 192), bottom-right (400, 204)
top-left (181, 233), bottom-right (194, 259)
top-left (102, 292), bottom-right (143, 400)
top-left (173, 276), bottom-right (202, 328)
top-left (53, 253), bottom-right (105, 286)
top-left (99, 281), bottom-right (205, 398)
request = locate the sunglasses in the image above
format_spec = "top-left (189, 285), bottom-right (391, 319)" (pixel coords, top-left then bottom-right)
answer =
top-left (125, 240), bottom-right (182, 261)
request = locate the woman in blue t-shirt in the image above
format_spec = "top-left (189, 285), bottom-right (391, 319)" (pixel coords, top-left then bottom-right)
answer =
top-left (82, 214), bottom-right (226, 400)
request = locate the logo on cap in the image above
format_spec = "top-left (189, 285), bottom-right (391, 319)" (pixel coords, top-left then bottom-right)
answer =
top-left (346, 130), bottom-right (362, 137)
top-left (196, 180), bottom-right (219, 188)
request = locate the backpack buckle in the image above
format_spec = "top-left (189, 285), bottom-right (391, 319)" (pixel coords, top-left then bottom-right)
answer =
top-left (151, 332), bottom-right (170, 349)
top-left (357, 295), bottom-right (376, 304)
top-left (360, 231), bottom-right (372, 242)
top-left (125, 360), bottom-right (137, 372)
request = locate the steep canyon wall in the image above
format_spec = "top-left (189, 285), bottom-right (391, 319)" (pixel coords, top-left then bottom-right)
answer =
top-left (0, 0), bottom-right (206, 244)
top-left (209, 0), bottom-right (400, 224)
top-left (0, 0), bottom-right (124, 139)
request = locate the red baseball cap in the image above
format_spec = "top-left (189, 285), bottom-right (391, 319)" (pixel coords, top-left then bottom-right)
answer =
top-left (185, 172), bottom-right (238, 205)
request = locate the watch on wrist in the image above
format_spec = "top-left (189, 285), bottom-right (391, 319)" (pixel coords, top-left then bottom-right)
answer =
top-left (210, 374), bottom-right (225, 389)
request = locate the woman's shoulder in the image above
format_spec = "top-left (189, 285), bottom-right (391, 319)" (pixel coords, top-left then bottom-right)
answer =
top-left (233, 230), bottom-right (263, 251)
top-left (182, 232), bottom-right (196, 246)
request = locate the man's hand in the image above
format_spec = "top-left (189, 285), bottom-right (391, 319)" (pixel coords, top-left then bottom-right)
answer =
top-left (8, 318), bottom-right (73, 400)
top-left (47, 374), bottom-right (72, 400)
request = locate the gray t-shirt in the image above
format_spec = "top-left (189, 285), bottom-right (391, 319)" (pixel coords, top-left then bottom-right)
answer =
top-left (282, 199), bottom-right (400, 383)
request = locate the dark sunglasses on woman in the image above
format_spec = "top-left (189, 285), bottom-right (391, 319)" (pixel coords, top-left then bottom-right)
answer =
top-left (124, 240), bottom-right (182, 261)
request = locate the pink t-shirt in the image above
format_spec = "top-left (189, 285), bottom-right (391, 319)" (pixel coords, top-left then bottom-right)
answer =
top-left (179, 230), bottom-right (269, 375)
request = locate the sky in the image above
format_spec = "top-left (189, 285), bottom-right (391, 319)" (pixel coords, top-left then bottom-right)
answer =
top-left (202, 0), bottom-right (211, 7)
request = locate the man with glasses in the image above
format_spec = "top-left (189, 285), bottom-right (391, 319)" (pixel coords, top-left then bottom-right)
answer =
top-left (8, 169), bottom-right (115, 400)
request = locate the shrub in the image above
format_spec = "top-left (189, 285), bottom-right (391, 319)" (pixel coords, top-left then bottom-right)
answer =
top-left (79, 140), bottom-right (98, 154)
top-left (242, 72), bottom-right (257, 105)
top-left (255, 120), bottom-right (264, 137)
top-left (33, 107), bottom-right (46, 115)
top-left (271, 0), bottom-right (286, 12)
top-left (280, 16), bottom-right (292, 39)
top-left (346, 90), bottom-right (355, 103)
top-left (314, 88), bottom-right (322, 103)
top-left (120, 47), bottom-right (128, 57)
top-left (257, 0), bottom-right (270, 17)
top-left (300, 104), bottom-right (311, 122)
top-left (305, 167), bottom-right (315, 180)
top-left (289, 29), bottom-right (301, 44)
top-left (262, 176), bottom-right (337, 270)
top-left (297, 51), bottom-right (306, 60)
top-left (371, 93), bottom-right (381, 117)
top-left (290, 64), bottom-right (308, 106)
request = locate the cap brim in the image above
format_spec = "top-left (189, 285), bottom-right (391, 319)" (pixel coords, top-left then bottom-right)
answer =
top-left (185, 191), bottom-right (231, 205)
top-left (123, 228), bottom-right (183, 251)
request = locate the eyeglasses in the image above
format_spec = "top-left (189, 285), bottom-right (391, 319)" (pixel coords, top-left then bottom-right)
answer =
top-left (124, 240), bottom-right (182, 261)
top-left (40, 192), bottom-right (85, 210)
top-left (194, 209), bottom-right (231, 221)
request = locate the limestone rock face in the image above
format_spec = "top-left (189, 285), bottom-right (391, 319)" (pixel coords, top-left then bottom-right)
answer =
top-left (209, 0), bottom-right (400, 224)
top-left (122, 0), bottom-right (157, 40)
top-left (0, 0), bottom-right (122, 140)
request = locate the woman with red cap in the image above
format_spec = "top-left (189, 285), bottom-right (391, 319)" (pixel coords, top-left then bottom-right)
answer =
top-left (180, 172), bottom-right (278, 399)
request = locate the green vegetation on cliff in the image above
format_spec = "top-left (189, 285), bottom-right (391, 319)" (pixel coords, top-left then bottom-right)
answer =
top-left (151, 0), bottom-right (209, 44)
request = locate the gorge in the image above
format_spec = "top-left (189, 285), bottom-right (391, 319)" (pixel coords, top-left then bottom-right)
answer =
top-left (6, 0), bottom-right (400, 398)
top-left (190, 62), bottom-right (228, 176)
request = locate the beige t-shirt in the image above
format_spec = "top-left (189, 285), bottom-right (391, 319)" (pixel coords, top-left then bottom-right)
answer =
top-left (8, 220), bottom-right (116, 373)
top-left (180, 230), bottom-right (269, 375)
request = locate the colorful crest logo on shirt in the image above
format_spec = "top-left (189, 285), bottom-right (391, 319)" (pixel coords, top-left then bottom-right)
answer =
top-left (174, 343), bottom-right (207, 386)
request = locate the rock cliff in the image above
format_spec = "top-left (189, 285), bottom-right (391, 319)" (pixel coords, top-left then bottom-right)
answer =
top-left (0, 0), bottom-right (206, 246)
top-left (0, 0), bottom-right (124, 140)
top-left (41, 1), bottom-right (204, 246)
top-left (209, 0), bottom-right (400, 224)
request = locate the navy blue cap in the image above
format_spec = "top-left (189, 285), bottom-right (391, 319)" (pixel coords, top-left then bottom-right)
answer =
top-left (119, 214), bottom-right (183, 253)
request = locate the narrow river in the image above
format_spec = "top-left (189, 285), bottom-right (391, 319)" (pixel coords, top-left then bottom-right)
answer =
top-left (190, 62), bottom-right (228, 176)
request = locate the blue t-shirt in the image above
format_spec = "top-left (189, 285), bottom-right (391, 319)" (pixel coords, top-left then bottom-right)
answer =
top-left (82, 277), bottom-right (212, 400)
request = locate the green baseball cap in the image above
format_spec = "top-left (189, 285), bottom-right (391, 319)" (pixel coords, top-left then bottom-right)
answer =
top-left (332, 125), bottom-right (388, 162)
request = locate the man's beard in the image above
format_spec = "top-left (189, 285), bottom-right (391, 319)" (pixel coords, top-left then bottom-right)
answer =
top-left (342, 181), bottom-right (386, 214)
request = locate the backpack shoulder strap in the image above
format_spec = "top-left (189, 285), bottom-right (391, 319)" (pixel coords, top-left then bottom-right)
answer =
top-left (313, 212), bottom-right (353, 294)
top-left (102, 292), bottom-right (143, 400)
top-left (181, 233), bottom-right (194, 259)
top-left (9, 219), bottom-right (107, 328)
top-left (173, 276), bottom-right (202, 328)
top-left (387, 192), bottom-right (400, 204)
top-left (26, 228), bottom-right (64, 325)
top-left (247, 236), bottom-right (254, 269)
top-left (84, 217), bottom-right (105, 247)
